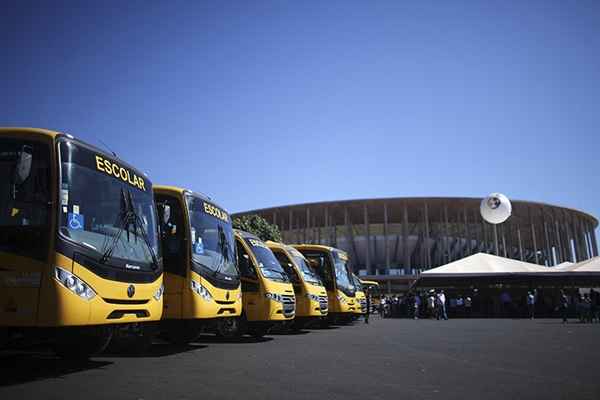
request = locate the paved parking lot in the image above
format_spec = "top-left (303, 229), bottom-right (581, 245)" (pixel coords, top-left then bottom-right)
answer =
top-left (1, 318), bottom-right (599, 400)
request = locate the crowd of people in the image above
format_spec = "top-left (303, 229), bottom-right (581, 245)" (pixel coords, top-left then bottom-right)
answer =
top-left (375, 287), bottom-right (600, 322)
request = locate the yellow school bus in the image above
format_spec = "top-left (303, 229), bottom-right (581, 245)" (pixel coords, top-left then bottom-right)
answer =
top-left (267, 241), bottom-right (328, 329)
top-left (353, 274), bottom-right (367, 316)
top-left (292, 244), bottom-right (356, 324)
top-left (235, 230), bottom-right (295, 338)
top-left (0, 128), bottom-right (163, 357)
top-left (153, 186), bottom-right (241, 343)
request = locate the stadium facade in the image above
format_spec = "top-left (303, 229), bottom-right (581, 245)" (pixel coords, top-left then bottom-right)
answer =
top-left (233, 198), bottom-right (599, 280)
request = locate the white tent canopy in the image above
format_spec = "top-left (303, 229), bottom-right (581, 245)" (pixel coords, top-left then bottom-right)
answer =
top-left (420, 253), bottom-right (549, 277)
top-left (553, 257), bottom-right (600, 274)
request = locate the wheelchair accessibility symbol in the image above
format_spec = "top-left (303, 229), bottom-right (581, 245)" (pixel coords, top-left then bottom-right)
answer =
top-left (67, 213), bottom-right (85, 230)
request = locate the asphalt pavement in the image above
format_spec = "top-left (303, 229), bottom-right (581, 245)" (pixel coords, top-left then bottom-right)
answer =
top-left (1, 317), bottom-right (599, 400)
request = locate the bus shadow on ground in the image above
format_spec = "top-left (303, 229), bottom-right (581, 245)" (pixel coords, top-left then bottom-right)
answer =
top-left (194, 335), bottom-right (274, 344)
top-left (309, 325), bottom-right (341, 330)
top-left (103, 341), bottom-right (207, 358)
top-left (0, 351), bottom-right (112, 387)
top-left (269, 329), bottom-right (311, 336)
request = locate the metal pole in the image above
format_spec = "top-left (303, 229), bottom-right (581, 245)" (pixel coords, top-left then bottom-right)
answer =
top-left (501, 225), bottom-right (507, 258)
top-left (530, 207), bottom-right (539, 265)
top-left (424, 202), bottom-right (431, 269)
top-left (364, 203), bottom-right (371, 274)
top-left (591, 224), bottom-right (599, 257)
top-left (582, 219), bottom-right (591, 259)
top-left (493, 224), bottom-right (499, 256)
top-left (332, 210), bottom-right (338, 247)
top-left (554, 219), bottom-right (563, 264)
top-left (324, 207), bottom-right (329, 246)
top-left (517, 226), bottom-right (524, 261)
top-left (403, 203), bottom-right (410, 273)
top-left (384, 202), bottom-right (390, 270)
top-left (444, 204), bottom-right (450, 263)
top-left (464, 206), bottom-right (470, 256)
top-left (288, 209), bottom-right (293, 243)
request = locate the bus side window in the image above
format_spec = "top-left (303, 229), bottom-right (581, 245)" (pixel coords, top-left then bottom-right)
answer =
top-left (272, 250), bottom-right (300, 284)
top-left (0, 139), bottom-right (50, 262)
top-left (236, 240), bottom-right (257, 279)
top-left (155, 195), bottom-right (186, 276)
top-left (307, 255), bottom-right (334, 291)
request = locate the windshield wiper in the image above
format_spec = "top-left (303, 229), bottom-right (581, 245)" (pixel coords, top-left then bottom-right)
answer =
top-left (126, 190), bottom-right (160, 271)
top-left (100, 189), bottom-right (159, 271)
top-left (100, 188), bottom-right (130, 265)
top-left (212, 225), bottom-right (230, 277)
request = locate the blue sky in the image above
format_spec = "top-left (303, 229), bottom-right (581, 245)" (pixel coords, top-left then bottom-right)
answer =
top-left (2, 1), bottom-right (599, 232)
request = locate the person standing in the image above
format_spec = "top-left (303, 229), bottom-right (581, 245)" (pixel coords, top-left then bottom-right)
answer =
top-left (364, 289), bottom-right (371, 324)
top-left (413, 293), bottom-right (421, 320)
top-left (465, 295), bottom-right (472, 317)
top-left (437, 290), bottom-right (448, 320)
top-left (427, 290), bottom-right (436, 319)
top-left (527, 291), bottom-right (536, 319)
top-left (560, 289), bottom-right (569, 323)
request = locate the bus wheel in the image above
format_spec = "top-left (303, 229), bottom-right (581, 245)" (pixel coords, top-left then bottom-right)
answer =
top-left (55, 326), bottom-right (113, 359)
top-left (216, 318), bottom-right (240, 339)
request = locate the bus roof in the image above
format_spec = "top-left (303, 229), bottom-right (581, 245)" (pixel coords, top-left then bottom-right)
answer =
top-left (1, 127), bottom-right (150, 182)
top-left (291, 243), bottom-right (348, 255)
top-left (0, 127), bottom-right (61, 139)
top-left (154, 185), bottom-right (228, 210)
top-left (361, 280), bottom-right (380, 287)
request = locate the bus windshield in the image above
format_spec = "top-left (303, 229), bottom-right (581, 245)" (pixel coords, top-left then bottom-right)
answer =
top-left (245, 238), bottom-right (289, 283)
top-left (289, 248), bottom-right (322, 286)
top-left (58, 140), bottom-right (160, 271)
top-left (332, 251), bottom-right (355, 296)
top-left (186, 195), bottom-right (237, 277)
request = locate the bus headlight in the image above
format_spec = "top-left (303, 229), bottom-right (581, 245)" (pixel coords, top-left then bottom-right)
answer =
top-left (153, 284), bottom-right (164, 301)
top-left (190, 280), bottom-right (212, 302)
top-left (55, 267), bottom-right (96, 300)
top-left (265, 292), bottom-right (283, 303)
top-left (306, 293), bottom-right (320, 302)
top-left (237, 291), bottom-right (243, 300)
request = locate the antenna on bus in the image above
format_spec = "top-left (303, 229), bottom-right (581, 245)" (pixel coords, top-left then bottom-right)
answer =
top-left (98, 140), bottom-right (118, 158)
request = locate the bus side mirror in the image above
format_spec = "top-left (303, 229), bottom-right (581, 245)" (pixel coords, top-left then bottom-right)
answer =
top-left (14, 145), bottom-right (33, 185)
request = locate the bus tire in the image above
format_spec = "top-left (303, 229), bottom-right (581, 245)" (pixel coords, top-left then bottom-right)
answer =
top-left (55, 326), bottom-right (113, 359)
top-left (215, 318), bottom-right (240, 339)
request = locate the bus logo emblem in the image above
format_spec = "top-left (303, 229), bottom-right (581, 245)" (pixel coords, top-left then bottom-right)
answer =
top-left (127, 285), bottom-right (135, 298)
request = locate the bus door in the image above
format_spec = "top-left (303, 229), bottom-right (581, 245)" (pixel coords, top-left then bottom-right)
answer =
top-left (155, 194), bottom-right (186, 319)
top-left (235, 239), bottom-right (261, 320)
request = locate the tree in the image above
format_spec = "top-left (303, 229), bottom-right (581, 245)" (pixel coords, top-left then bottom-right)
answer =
top-left (232, 214), bottom-right (282, 242)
